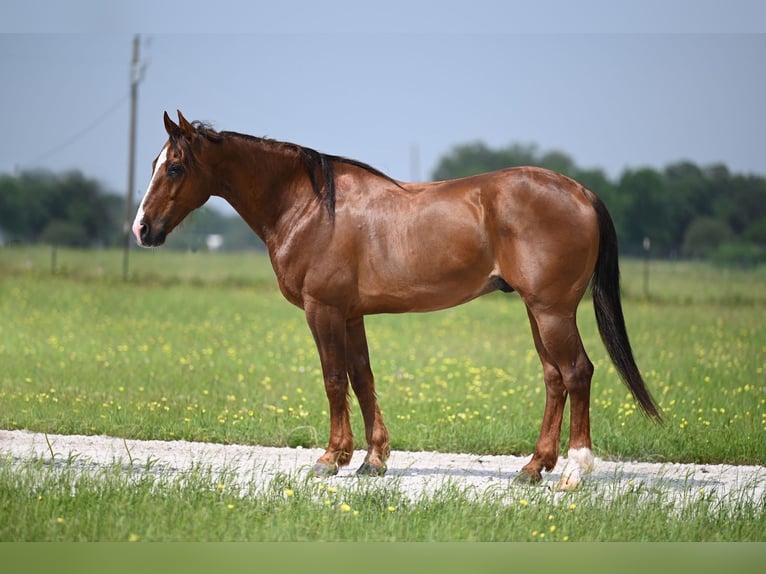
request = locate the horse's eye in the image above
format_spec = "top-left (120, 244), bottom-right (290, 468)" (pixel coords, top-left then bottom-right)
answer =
top-left (167, 163), bottom-right (185, 178)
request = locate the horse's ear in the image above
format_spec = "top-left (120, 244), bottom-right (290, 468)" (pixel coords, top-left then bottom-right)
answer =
top-left (177, 110), bottom-right (195, 139)
top-left (164, 111), bottom-right (182, 139)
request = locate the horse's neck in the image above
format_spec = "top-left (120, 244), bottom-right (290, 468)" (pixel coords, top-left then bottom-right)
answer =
top-left (213, 139), bottom-right (315, 244)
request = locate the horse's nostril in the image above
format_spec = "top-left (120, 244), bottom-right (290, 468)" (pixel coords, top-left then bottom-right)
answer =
top-left (139, 221), bottom-right (149, 242)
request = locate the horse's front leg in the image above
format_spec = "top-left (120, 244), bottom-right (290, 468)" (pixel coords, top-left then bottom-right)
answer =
top-left (346, 316), bottom-right (390, 476)
top-left (305, 302), bottom-right (354, 477)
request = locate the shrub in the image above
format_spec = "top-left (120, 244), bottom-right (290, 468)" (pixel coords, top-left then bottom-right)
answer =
top-left (710, 240), bottom-right (765, 268)
top-left (682, 217), bottom-right (734, 258)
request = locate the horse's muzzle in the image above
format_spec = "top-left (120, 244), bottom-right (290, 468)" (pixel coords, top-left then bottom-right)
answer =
top-left (136, 219), bottom-right (167, 247)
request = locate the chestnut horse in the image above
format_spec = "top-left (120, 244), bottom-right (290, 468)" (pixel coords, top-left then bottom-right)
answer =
top-left (133, 111), bottom-right (661, 489)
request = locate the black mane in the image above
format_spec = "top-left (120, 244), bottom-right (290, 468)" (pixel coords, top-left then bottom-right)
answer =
top-left (192, 121), bottom-right (400, 217)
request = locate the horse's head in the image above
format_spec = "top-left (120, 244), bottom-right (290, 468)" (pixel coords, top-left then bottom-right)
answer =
top-left (132, 110), bottom-right (214, 247)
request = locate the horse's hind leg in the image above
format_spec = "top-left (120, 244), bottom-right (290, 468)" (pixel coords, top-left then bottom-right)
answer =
top-left (515, 307), bottom-right (567, 483)
top-left (346, 316), bottom-right (390, 476)
top-left (518, 305), bottom-right (594, 489)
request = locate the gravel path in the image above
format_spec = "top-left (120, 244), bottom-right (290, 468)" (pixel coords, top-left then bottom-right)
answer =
top-left (2, 429), bottom-right (764, 506)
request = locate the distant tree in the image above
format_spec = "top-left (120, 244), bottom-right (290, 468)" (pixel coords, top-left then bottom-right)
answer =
top-left (539, 150), bottom-right (577, 177)
top-left (431, 142), bottom-right (535, 181)
top-left (663, 161), bottom-right (713, 251)
top-left (431, 142), bottom-right (578, 181)
top-left (742, 219), bottom-right (766, 248)
top-left (617, 168), bottom-right (674, 255)
top-left (58, 170), bottom-right (116, 245)
top-left (707, 169), bottom-right (766, 236)
top-left (727, 175), bottom-right (766, 234)
top-left (0, 174), bottom-right (24, 239)
top-left (0, 169), bottom-right (120, 246)
top-left (682, 216), bottom-right (734, 258)
top-left (0, 171), bottom-right (49, 240)
top-left (572, 168), bottom-right (623, 228)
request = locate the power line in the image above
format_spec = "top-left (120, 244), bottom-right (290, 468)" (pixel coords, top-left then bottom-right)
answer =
top-left (25, 91), bottom-right (131, 167)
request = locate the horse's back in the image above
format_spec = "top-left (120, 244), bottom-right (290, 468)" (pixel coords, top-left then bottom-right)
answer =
top-left (333, 165), bottom-right (600, 315)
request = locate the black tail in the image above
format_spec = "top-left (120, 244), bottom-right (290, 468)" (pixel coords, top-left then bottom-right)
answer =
top-left (590, 195), bottom-right (662, 421)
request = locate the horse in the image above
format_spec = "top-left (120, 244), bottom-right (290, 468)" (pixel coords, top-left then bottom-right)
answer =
top-left (133, 111), bottom-right (661, 489)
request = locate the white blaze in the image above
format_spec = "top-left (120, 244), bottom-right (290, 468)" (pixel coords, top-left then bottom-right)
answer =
top-left (132, 145), bottom-right (168, 244)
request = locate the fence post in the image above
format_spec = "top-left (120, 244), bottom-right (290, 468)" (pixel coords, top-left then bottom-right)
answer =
top-left (51, 245), bottom-right (58, 275)
top-left (643, 236), bottom-right (651, 299)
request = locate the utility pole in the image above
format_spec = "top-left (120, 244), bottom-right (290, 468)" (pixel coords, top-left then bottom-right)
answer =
top-left (122, 34), bottom-right (141, 281)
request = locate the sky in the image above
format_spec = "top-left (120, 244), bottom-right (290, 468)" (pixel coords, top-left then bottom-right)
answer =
top-left (1, 1), bottom-right (765, 214)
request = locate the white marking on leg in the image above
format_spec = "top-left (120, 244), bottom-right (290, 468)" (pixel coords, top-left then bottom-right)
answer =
top-left (132, 145), bottom-right (168, 244)
top-left (558, 447), bottom-right (594, 490)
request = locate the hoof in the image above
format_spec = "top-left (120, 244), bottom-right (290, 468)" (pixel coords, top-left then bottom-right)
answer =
top-left (555, 476), bottom-right (584, 492)
top-left (356, 460), bottom-right (387, 477)
top-left (310, 462), bottom-right (339, 477)
top-left (513, 469), bottom-right (543, 485)
top-left (556, 447), bottom-right (594, 491)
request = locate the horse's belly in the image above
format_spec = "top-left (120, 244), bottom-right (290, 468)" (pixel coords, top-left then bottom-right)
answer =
top-left (356, 255), bottom-right (496, 314)
top-left (350, 194), bottom-right (495, 313)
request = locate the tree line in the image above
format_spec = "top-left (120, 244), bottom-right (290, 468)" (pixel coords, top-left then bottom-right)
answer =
top-left (0, 170), bottom-right (263, 251)
top-left (432, 142), bottom-right (766, 265)
top-left (2, 143), bottom-right (765, 264)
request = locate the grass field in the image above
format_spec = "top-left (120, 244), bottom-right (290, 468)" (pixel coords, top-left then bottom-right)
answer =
top-left (1, 245), bottom-right (765, 541)
top-left (3, 456), bottom-right (764, 542)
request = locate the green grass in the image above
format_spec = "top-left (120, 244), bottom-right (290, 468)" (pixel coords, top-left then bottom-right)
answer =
top-left (2, 457), bottom-right (763, 542)
top-left (1, 246), bottom-right (765, 541)
top-left (0, 244), bottom-right (277, 287)
top-left (1, 247), bottom-right (764, 464)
